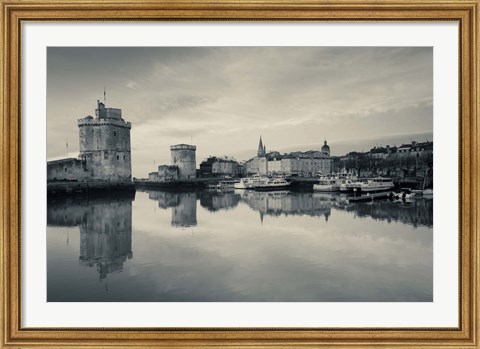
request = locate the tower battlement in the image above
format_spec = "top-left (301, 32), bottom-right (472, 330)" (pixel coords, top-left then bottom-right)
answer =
top-left (78, 117), bottom-right (131, 129)
top-left (170, 144), bottom-right (196, 151)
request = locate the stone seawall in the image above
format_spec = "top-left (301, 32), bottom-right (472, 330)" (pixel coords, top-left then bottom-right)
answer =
top-left (134, 179), bottom-right (208, 191)
top-left (47, 181), bottom-right (135, 197)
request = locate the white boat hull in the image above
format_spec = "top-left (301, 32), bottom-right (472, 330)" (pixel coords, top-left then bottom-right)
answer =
top-left (313, 184), bottom-right (339, 192)
top-left (234, 182), bottom-right (248, 189)
top-left (361, 184), bottom-right (395, 193)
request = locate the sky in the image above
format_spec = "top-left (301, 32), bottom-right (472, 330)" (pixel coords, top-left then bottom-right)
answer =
top-left (47, 47), bottom-right (433, 178)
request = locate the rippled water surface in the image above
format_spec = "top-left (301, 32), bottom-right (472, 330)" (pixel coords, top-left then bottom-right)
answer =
top-left (47, 190), bottom-right (433, 302)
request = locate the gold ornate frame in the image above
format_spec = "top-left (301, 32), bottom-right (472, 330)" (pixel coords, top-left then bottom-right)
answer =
top-left (1, 0), bottom-right (478, 348)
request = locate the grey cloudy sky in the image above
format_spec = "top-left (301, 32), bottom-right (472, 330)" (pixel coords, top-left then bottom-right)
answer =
top-left (47, 47), bottom-right (433, 178)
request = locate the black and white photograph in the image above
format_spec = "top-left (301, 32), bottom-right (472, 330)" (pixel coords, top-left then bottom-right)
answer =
top-left (47, 46), bottom-right (433, 302)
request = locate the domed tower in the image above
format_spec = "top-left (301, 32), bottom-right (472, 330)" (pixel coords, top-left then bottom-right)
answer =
top-left (78, 100), bottom-right (132, 181)
top-left (321, 140), bottom-right (330, 157)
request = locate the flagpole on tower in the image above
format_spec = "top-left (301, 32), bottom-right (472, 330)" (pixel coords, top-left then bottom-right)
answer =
top-left (104, 87), bottom-right (106, 105)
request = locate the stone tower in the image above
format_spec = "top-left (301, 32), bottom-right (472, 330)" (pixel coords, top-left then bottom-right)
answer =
top-left (170, 144), bottom-right (197, 179)
top-left (77, 100), bottom-right (132, 181)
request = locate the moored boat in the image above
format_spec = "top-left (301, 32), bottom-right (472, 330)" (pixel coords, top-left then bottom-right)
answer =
top-left (234, 174), bottom-right (268, 189)
top-left (208, 179), bottom-right (240, 190)
top-left (217, 179), bottom-right (239, 189)
top-left (313, 176), bottom-right (340, 192)
top-left (253, 178), bottom-right (291, 191)
top-left (422, 188), bottom-right (433, 196)
top-left (335, 172), bottom-right (360, 193)
top-left (359, 177), bottom-right (395, 193)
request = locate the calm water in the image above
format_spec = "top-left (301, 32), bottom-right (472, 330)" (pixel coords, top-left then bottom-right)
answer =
top-left (47, 190), bottom-right (433, 302)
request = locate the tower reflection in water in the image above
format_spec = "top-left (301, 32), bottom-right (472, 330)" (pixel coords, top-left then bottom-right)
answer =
top-left (145, 189), bottom-right (432, 228)
top-left (47, 193), bottom-right (134, 279)
top-left (147, 189), bottom-right (243, 227)
top-left (148, 191), bottom-right (197, 227)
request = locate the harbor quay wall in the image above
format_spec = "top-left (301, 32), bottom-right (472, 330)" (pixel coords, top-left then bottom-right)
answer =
top-left (47, 158), bottom-right (89, 181)
top-left (47, 181), bottom-right (135, 197)
top-left (135, 178), bottom-right (209, 190)
top-left (47, 153), bottom-right (132, 183)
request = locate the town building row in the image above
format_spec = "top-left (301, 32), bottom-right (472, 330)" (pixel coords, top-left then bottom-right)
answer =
top-left (333, 140), bottom-right (433, 178)
top-left (243, 137), bottom-right (332, 177)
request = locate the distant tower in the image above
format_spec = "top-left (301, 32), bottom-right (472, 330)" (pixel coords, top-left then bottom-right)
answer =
top-left (321, 140), bottom-right (330, 157)
top-left (257, 136), bottom-right (266, 157)
top-left (171, 144), bottom-right (197, 179)
top-left (77, 100), bottom-right (132, 181)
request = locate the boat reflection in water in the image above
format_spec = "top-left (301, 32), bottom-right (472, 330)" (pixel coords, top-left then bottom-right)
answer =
top-left (239, 190), bottom-right (432, 228)
top-left (47, 189), bottom-right (433, 302)
top-left (240, 190), bottom-right (331, 223)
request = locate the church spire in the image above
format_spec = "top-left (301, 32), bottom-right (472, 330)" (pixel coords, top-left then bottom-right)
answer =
top-left (257, 135), bottom-right (265, 157)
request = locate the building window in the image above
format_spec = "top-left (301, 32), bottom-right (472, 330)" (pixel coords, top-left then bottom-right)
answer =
top-left (117, 155), bottom-right (119, 160)
top-left (114, 131), bottom-right (117, 136)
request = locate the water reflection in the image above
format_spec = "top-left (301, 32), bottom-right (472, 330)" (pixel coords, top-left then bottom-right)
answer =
top-left (343, 199), bottom-right (433, 228)
top-left (240, 191), bottom-right (332, 222)
top-left (199, 190), bottom-right (241, 212)
top-left (47, 189), bottom-right (433, 302)
top-left (143, 189), bottom-right (433, 228)
top-left (188, 190), bottom-right (431, 228)
top-left (47, 193), bottom-right (134, 278)
top-left (148, 191), bottom-right (198, 227)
